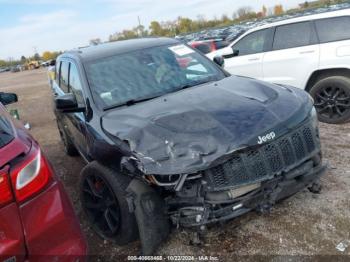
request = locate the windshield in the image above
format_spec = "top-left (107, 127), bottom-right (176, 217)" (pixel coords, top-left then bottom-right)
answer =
top-left (85, 44), bottom-right (226, 109)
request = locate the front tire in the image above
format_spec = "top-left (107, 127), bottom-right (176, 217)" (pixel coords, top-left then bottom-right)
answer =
top-left (310, 76), bottom-right (350, 124)
top-left (80, 161), bottom-right (139, 245)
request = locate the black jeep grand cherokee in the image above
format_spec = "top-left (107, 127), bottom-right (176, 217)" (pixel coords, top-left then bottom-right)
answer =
top-left (51, 38), bottom-right (326, 255)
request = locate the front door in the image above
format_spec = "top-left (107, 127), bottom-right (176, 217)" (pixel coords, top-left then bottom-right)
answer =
top-left (224, 28), bottom-right (272, 80)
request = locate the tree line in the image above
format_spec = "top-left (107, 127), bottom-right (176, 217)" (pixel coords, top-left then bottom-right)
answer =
top-left (0, 51), bottom-right (61, 68)
top-left (107, 0), bottom-right (346, 41)
top-left (1, 0), bottom-right (347, 67)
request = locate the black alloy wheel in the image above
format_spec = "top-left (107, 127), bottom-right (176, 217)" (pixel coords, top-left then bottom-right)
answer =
top-left (81, 173), bottom-right (121, 238)
top-left (310, 76), bottom-right (350, 124)
top-left (80, 162), bottom-right (139, 245)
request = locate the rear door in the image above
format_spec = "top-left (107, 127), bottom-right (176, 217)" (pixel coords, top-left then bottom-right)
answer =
top-left (263, 21), bottom-right (320, 89)
top-left (224, 28), bottom-right (272, 80)
top-left (315, 16), bottom-right (350, 70)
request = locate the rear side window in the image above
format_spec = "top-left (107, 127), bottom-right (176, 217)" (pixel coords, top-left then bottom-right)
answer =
top-left (315, 16), bottom-right (350, 43)
top-left (273, 22), bottom-right (314, 50)
top-left (59, 61), bottom-right (69, 93)
top-left (69, 63), bottom-right (84, 106)
top-left (232, 29), bottom-right (270, 56)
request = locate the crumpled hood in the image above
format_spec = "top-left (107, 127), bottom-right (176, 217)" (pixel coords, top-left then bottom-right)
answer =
top-left (102, 76), bottom-right (312, 175)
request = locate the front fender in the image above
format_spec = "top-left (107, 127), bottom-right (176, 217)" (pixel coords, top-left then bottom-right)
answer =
top-left (126, 179), bottom-right (170, 255)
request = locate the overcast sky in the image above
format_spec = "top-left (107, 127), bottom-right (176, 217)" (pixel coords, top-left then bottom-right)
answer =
top-left (0, 0), bottom-right (303, 60)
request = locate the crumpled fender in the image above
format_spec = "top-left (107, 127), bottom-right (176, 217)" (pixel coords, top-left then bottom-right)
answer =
top-left (126, 179), bottom-right (170, 255)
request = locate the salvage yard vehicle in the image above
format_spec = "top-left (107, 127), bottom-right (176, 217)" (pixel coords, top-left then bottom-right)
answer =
top-left (207, 9), bottom-right (350, 124)
top-left (51, 38), bottom-right (326, 255)
top-left (0, 92), bottom-right (87, 261)
top-left (190, 39), bottom-right (229, 54)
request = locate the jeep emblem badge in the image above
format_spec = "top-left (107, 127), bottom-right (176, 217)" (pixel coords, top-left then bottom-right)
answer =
top-left (257, 132), bottom-right (276, 145)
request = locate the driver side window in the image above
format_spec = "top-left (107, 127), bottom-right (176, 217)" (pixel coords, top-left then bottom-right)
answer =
top-left (59, 61), bottom-right (69, 93)
top-left (232, 29), bottom-right (269, 56)
top-left (69, 63), bottom-right (85, 107)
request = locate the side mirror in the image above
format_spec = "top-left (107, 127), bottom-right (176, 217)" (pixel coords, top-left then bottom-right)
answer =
top-left (213, 56), bottom-right (225, 67)
top-left (223, 49), bottom-right (239, 59)
top-left (55, 93), bottom-right (84, 113)
top-left (0, 92), bottom-right (18, 105)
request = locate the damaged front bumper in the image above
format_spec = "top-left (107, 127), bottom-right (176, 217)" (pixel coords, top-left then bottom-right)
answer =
top-left (168, 160), bottom-right (326, 227)
top-left (125, 115), bottom-right (325, 255)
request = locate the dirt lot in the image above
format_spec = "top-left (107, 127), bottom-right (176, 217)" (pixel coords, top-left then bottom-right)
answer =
top-left (1, 69), bottom-right (350, 261)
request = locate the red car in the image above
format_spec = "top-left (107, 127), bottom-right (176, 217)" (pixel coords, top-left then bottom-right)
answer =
top-left (0, 92), bottom-right (87, 261)
top-left (190, 39), bottom-right (229, 54)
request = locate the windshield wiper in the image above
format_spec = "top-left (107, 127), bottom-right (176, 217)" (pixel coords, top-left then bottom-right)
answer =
top-left (175, 77), bottom-right (218, 92)
top-left (103, 95), bottom-right (162, 111)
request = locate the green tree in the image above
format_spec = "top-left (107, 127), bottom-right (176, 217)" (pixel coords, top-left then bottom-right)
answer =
top-left (149, 21), bottom-right (163, 36)
top-left (122, 29), bottom-right (138, 39)
top-left (20, 56), bottom-right (26, 63)
top-left (178, 17), bottom-right (192, 34)
top-left (33, 53), bottom-right (41, 61)
top-left (220, 14), bottom-right (231, 25)
top-left (135, 24), bottom-right (146, 36)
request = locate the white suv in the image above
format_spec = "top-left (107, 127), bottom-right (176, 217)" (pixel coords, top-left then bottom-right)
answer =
top-left (207, 9), bottom-right (350, 124)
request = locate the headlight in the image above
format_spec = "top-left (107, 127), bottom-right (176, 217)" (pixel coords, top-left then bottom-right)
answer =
top-left (310, 106), bottom-right (318, 129)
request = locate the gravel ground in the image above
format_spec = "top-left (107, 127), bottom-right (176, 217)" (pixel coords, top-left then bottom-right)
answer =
top-left (1, 69), bottom-right (349, 261)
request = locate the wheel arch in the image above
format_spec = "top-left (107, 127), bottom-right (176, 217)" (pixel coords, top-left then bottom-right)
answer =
top-left (305, 68), bottom-right (350, 92)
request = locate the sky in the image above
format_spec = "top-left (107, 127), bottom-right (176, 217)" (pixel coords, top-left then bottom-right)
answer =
top-left (0, 0), bottom-right (303, 60)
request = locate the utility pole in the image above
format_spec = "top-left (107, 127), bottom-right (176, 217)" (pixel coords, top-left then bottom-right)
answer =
top-left (137, 16), bottom-right (142, 37)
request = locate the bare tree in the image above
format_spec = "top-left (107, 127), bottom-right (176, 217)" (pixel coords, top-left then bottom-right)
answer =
top-left (237, 6), bottom-right (253, 19)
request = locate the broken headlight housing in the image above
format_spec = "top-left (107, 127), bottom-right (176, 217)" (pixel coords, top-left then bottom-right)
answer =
top-left (146, 173), bottom-right (202, 189)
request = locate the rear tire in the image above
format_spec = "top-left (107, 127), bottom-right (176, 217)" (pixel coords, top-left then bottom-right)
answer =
top-left (80, 161), bottom-right (139, 245)
top-left (310, 76), bottom-right (350, 124)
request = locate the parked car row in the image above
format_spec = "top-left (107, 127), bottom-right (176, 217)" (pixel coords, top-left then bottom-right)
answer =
top-left (177, 2), bottom-right (350, 43)
top-left (0, 67), bottom-right (11, 73)
top-left (0, 66), bottom-right (21, 73)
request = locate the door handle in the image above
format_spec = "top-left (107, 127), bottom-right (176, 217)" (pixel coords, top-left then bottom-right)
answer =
top-left (299, 50), bottom-right (315, 54)
top-left (248, 58), bottom-right (260, 61)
